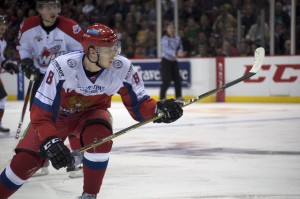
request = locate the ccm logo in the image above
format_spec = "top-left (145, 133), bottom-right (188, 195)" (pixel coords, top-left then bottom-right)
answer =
top-left (244, 64), bottom-right (300, 83)
top-left (43, 137), bottom-right (60, 150)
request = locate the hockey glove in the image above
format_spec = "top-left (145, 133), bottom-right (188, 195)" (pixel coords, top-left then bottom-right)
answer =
top-left (40, 137), bottom-right (75, 170)
top-left (1, 60), bottom-right (19, 74)
top-left (18, 58), bottom-right (40, 79)
top-left (153, 99), bottom-right (183, 123)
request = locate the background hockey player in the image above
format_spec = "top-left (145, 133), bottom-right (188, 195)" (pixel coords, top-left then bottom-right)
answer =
top-left (16, 0), bottom-right (83, 176)
top-left (0, 15), bottom-right (19, 133)
top-left (0, 23), bottom-right (183, 199)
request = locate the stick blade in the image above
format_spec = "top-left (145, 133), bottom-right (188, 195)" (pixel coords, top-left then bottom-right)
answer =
top-left (250, 47), bottom-right (265, 73)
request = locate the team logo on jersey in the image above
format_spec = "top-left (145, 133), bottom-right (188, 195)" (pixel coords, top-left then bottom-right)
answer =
top-left (34, 35), bottom-right (43, 42)
top-left (67, 59), bottom-right (76, 68)
top-left (37, 45), bottom-right (64, 67)
top-left (73, 25), bottom-right (81, 34)
top-left (113, 60), bottom-right (122, 69)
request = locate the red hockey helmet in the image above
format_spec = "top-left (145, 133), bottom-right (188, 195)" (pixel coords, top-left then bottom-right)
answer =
top-left (81, 23), bottom-right (120, 55)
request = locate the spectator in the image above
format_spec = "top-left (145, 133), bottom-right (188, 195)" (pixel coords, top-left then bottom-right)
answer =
top-left (219, 39), bottom-right (238, 57)
top-left (198, 14), bottom-right (212, 38)
top-left (283, 39), bottom-right (291, 55)
top-left (212, 4), bottom-right (236, 33)
top-left (194, 44), bottom-right (208, 57)
top-left (237, 40), bottom-right (251, 56)
top-left (82, 0), bottom-right (95, 15)
top-left (274, 22), bottom-right (289, 55)
top-left (245, 15), bottom-right (269, 47)
top-left (184, 17), bottom-right (199, 56)
top-left (275, 1), bottom-right (290, 28)
top-left (241, 4), bottom-right (256, 37)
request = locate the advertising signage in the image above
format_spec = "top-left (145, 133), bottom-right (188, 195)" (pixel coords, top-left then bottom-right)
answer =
top-left (132, 61), bottom-right (191, 88)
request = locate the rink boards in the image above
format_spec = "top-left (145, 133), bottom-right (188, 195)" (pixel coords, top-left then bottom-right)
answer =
top-left (2, 55), bottom-right (300, 103)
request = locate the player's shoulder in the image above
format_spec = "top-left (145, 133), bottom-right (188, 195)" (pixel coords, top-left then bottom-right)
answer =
top-left (20, 16), bottom-right (40, 32)
top-left (110, 55), bottom-right (132, 72)
top-left (51, 50), bottom-right (84, 77)
top-left (57, 16), bottom-right (81, 35)
top-left (108, 55), bottom-right (133, 79)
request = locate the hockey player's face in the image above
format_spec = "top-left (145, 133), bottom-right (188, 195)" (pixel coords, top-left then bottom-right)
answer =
top-left (39, 3), bottom-right (60, 25)
top-left (98, 47), bottom-right (117, 68)
top-left (95, 43), bottom-right (120, 68)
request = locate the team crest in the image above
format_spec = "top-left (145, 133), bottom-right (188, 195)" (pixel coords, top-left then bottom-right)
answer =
top-left (113, 60), bottom-right (122, 69)
top-left (34, 35), bottom-right (43, 42)
top-left (67, 59), bottom-right (76, 68)
top-left (37, 45), bottom-right (64, 67)
top-left (73, 25), bottom-right (81, 34)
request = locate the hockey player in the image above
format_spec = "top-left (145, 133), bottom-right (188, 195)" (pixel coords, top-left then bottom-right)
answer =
top-left (16, 0), bottom-right (83, 176)
top-left (0, 23), bottom-right (183, 199)
top-left (0, 15), bottom-right (19, 133)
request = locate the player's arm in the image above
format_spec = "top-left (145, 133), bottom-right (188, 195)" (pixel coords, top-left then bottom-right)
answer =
top-left (30, 60), bottom-right (62, 141)
top-left (16, 18), bottom-right (40, 78)
top-left (118, 64), bottom-right (156, 121)
top-left (118, 64), bottom-right (183, 123)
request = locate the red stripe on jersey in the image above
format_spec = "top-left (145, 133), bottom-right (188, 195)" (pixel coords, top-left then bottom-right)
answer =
top-left (57, 16), bottom-right (82, 42)
top-left (16, 16), bottom-right (40, 60)
top-left (19, 16), bottom-right (40, 33)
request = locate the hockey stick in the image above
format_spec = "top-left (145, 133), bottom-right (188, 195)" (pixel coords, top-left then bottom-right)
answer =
top-left (15, 75), bottom-right (35, 139)
top-left (71, 47), bottom-right (265, 156)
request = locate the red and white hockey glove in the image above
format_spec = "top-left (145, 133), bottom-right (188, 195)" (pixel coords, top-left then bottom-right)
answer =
top-left (154, 99), bottom-right (183, 123)
top-left (40, 137), bottom-right (74, 170)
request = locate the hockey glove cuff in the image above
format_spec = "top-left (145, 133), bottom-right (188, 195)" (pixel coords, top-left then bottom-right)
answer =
top-left (40, 137), bottom-right (74, 170)
top-left (154, 99), bottom-right (183, 123)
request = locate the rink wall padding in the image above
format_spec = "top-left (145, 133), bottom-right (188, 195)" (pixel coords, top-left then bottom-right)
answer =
top-left (3, 56), bottom-right (300, 103)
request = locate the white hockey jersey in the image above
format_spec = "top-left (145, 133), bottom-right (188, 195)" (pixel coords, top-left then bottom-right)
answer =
top-left (31, 51), bottom-right (156, 139)
top-left (0, 38), bottom-right (7, 64)
top-left (17, 16), bottom-right (83, 74)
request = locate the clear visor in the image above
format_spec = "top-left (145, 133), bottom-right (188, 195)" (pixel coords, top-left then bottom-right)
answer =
top-left (94, 41), bottom-right (121, 56)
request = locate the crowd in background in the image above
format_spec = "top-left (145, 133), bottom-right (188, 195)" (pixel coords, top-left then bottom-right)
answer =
top-left (0, 0), bottom-right (299, 60)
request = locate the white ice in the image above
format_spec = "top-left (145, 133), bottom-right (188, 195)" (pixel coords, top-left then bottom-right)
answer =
top-left (0, 101), bottom-right (300, 199)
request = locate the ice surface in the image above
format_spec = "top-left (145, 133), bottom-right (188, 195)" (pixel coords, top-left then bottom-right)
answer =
top-left (1, 101), bottom-right (300, 199)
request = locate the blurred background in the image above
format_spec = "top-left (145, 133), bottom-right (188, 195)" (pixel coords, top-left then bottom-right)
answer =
top-left (0, 0), bottom-right (299, 102)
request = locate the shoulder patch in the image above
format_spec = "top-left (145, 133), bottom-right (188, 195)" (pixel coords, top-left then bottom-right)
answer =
top-left (67, 59), bottom-right (77, 68)
top-left (72, 24), bottom-right (81, 34)
top-left (113, 59), bottom-right (123, 69)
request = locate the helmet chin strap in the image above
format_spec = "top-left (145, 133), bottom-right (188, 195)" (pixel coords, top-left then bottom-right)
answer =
top-left (87, 54), bottom-right (106, 69)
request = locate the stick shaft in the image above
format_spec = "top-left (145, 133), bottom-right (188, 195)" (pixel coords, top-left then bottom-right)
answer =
top-left (15, 76), bottom-right (34, 139)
